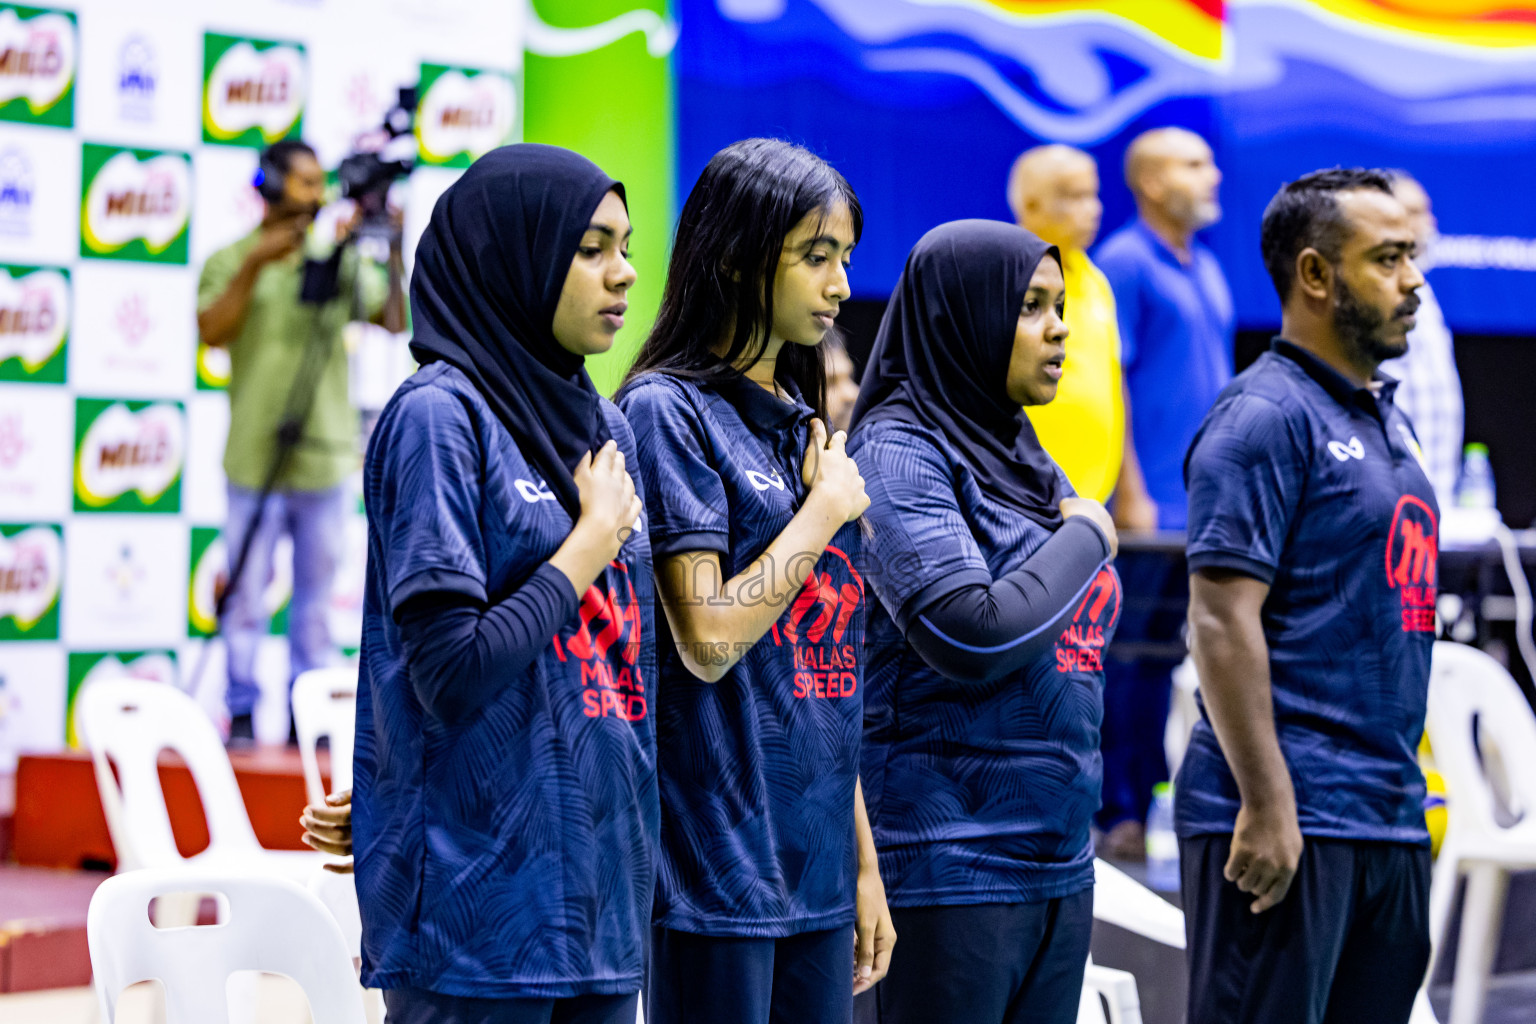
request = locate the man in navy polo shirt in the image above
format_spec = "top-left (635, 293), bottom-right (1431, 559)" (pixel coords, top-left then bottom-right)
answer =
top-left (1178, 168), bottom-right (1434, 1024)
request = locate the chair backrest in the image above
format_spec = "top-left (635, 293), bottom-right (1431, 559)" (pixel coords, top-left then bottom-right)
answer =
top-left (307, 866), bottom-right (362, 961)
top-left (291, 667), bottom-right (358, 806)
top-left (76, 679), bottom-right (261, 870)
top-left (1092, 858), bottom-right (1186, 950)
top-left (87, 867), bottom-right (366, 1024)
top-left (1426, 641), bottom-right (1536, 840)
top-left (1164, 656), bottom-right (1202, 780)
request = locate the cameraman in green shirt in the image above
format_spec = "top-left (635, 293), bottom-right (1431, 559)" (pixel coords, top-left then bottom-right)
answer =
top-left (197, 139), bottom-right (405, 745)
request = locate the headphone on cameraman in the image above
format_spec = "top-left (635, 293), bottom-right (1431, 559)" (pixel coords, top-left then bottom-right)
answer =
top-left (252, 147), bottom-right (287, 203)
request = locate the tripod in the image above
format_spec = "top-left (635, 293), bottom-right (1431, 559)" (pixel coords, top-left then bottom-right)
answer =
top-left (183, 232), bottom-right (387, 711)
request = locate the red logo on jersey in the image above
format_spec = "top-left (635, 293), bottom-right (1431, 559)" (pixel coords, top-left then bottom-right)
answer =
top-left (1055, 568), bottom-right (1121, 674)
top-left (552, 560), bottom-right (648, 720)
top-left (1386, 495), bottom-right (1438, 633)
top-left (772, 543), bottom-right (864, 700)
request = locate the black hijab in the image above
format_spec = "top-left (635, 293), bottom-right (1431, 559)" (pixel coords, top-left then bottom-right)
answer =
top-left (850, 219), bottom-right (1066, 529)
top-left (409, 143), bottom-right (623, 519)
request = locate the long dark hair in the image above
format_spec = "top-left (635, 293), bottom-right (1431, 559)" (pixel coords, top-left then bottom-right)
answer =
top-left (623, 138), bottom-right (862, 421)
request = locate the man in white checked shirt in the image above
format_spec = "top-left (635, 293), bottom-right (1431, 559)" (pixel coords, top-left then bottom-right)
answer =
top-left (1379, 171), bottom-right (1464, 505)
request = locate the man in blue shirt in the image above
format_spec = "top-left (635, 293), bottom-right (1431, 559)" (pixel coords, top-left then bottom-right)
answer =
top-left (1092, 127), bottom-right (1234, 856)
top-left (1179, 168), bottom-right (1434, 1024)
top-left (1097, 127), bottom-right (1233, 532)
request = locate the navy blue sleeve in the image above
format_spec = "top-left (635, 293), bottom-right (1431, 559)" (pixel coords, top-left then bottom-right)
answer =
top-left (617, 379), bottom-right (730, 558)
top-left (397, 566), bottom-right (580, 724)
top-left (856, 427), bottom-right (992, 631)
top-left (1185, 393), bottom-right (1309, 584)
top-left (372, 383), bottom-right (489, 615)
top-left (906, 517), bottom-right (1110, 685)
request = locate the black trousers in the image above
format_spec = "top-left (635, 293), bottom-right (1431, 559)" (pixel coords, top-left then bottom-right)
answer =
top-left (854, 892), bottom-right (1093, 1024)
top-left (647, 924), bottom-right (855, 1024)
top-left (1181, 834), bottom-right (1432, 1024)
top-left (382, 989), bottom-right (638, 1024)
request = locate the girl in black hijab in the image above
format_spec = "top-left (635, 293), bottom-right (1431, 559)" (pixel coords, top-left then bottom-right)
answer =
top-left (310, 144), bottom-right (657, 1024)
top-left (848, 220), bottom-right (1120, 1024)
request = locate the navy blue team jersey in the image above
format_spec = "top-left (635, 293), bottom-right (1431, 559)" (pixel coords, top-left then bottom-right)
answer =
top-left (616, 372), bottom-right (864, 937)
top-left (850, 420), bottom-right (1120, 906)
top-left (1179, 340), bottom-right (1437, 845)
top-left (354, 363), bottom-right (659, 997)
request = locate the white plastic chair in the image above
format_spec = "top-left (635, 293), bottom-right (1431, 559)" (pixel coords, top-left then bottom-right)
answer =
top-left (1164, 656), bottom-right (1202, 781)
top-left (75, 679), bottom-right (323, 883)
top-left (292, 666), bottom-right (359, 807)
top-left (1422, 641), bottom-right (1536, 1024)
top-left (1092, 858), bottom-right (1187, 950)
top-left (308, 866), bottom-right (388, 1023)
top-left (1078, 956), bottom-right (1143, 1024)
top-left (307, 867), bottom-right (363, 960)
top-left (1076, 861), bottom-right (1183, 1024)
top-left (87, 866), bottom-right (366, 1024)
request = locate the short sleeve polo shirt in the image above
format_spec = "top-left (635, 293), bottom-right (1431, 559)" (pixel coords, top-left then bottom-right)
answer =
top-left (198, 231), bottom-right (386, 492)
top-left (617, 371), bottom-right (864, 938)
top-left (850, 419), bottom-right (1120, 906)
top-left (1095, 219), bottom-right (1234, 529)
top-left (353, 363), bottom-right (658, 998)
top-left (1177, 340), bottom-right (1437, 845)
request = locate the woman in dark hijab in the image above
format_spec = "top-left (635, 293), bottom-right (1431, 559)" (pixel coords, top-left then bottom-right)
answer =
top-left (848, 219), bottom-right (1120, 1024)
top-left (313, 143), bottom-right (657, 1024)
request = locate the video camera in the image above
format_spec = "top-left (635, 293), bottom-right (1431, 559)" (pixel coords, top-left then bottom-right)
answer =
top-left (301, 86), bottom-right (416, 303)
top-left (336, 85), bottom-right (417, 243)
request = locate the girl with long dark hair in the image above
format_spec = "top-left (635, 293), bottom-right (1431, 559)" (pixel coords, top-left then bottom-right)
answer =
top-left (334, 145), bottom-right (657, 1024)
top-left (848, 220), bottom-right (1120, 1024)
top-left (616, 138), bottom-right (895, 1023)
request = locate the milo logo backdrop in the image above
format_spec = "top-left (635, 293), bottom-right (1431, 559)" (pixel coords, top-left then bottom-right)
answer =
top-left (0, 263), bottom-right (67, 382)
top-left (0, 522), bottom-right (60, 640)
top-left (196, 340), bottom-right (230, 390)
top-left (202, 32), bottom-right (305, 147)
top-left (80, 144), bottom-right (192, 264)
top-left (73, 397), bottom-right (184, 513)
top-left (189, 525), bottom-right (292, 636)
top-left (415, 63), bottom-right (516, 168)
top-left (188, 526), bottom-right (223, 637)
top-left (0, 5), bottom-right (74, 128)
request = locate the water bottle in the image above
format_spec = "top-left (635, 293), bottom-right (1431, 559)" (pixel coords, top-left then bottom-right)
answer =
top-left (1145, 782), bottom-right (1180, 892)
top-left (1456, 443), bottom-right (1497, 510)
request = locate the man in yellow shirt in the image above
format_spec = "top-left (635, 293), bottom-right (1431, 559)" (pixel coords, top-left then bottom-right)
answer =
top-left (1008, 145), bottom-right (1151, 514)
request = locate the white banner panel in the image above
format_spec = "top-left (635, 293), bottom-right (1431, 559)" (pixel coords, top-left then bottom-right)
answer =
top-left (184, 390), bottom-right (229, 524)
top-left (62, 514), bottom-right (187, 647)
top-left (0, 123), bottom-right (80, 267)
top-left (0, 384), bottom-right (73, 521)
top-left (76, 10), bottom-right (200, 150)
top-left (70, 262), bottom-right (196, 397)
top-left (0, 642), bottom-right (65, 770)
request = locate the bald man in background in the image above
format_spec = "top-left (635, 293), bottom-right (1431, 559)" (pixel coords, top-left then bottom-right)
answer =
top-left (1008, 144), bottom-right (1149, 509)
top-left (1093, 127), bottom-right (1234, 859)
top-left (1097, 127), bottom-right (1234, 529)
